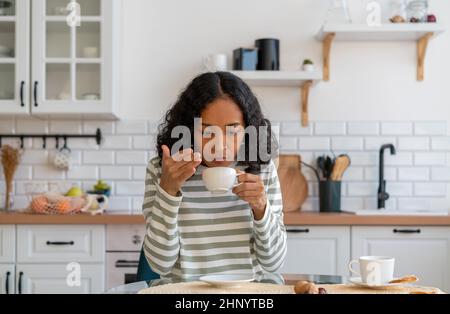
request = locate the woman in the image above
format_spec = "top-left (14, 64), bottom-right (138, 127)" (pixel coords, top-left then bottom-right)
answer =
top-left (142, 72), bottom-right (286, 279)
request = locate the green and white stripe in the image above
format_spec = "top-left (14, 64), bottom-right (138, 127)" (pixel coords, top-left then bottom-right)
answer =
top-left (142, 157), bottom-right (287, 279)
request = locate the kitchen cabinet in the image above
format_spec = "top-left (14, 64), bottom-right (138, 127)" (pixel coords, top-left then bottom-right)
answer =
top-left (0, 225), bottom-right (15, 263)
top-left (0, 264), bottom-right (15, 294)
top-left (280, 226), bottom-right (350, 277)
top-left (16, 263), bottom-right (104, 294)
top-left (0, 0), bottom-right (121, 118)
top-left (352, 226), bottom-right (450, 292)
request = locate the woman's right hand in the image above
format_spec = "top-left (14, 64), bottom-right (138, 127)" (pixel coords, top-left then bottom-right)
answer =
top-left (159, 145), bottom-right (202, 196)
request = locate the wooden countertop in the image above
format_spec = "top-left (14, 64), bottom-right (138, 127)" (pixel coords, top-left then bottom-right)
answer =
top-left (1, 211), bottom-right (450, 225)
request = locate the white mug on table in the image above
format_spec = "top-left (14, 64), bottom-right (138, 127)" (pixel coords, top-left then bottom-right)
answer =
top-left (203, 54), bottom-right (228, 71)
top-left (349, 256), bottom-right (395, 285)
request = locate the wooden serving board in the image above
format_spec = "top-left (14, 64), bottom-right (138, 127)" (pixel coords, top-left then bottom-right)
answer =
top-left (276, 155), bottom-right (308, 212)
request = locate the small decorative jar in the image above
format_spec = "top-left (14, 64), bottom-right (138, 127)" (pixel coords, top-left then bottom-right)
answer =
top-left (407, 0), bottom-right (428, 23)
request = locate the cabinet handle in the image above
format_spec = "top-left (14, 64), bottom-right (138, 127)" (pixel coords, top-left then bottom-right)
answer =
top-left (115, 260), bottom-right (139, 268)
top-left (33, 81), bottom-right (38, 107)
top-left (20, 81), bottom-right (25, 107)
top-left (287, 229), bottom-right (310, 233)
top-left (393, 229), bottom-right (421, 234)
top-left (5, 271), bottom-right (10, 294)
top-left (46, 241), bottom-right (75, 246)
top-left (18, 271), bottom-right (23, 294)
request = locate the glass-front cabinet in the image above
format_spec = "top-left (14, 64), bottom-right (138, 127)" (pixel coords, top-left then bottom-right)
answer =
top-left (0, 0), bottom-right (29, 114)
top-left (0, 0), bottom-right (119, 118)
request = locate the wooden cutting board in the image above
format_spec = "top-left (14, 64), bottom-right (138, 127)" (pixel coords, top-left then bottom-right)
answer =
top-left (276, 155), bottom-right (308, 212)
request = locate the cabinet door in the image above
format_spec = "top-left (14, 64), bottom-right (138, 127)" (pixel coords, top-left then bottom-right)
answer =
top-left (0, 225), bottom-right (15, 263)
top-left (0, 264), bottom-right (15, 294)
top-left (0, 0), bottom-right (30, 114)
top-left (280, 226), bottom-right (350, 276)
top-left (16, 264), bottom-right (104, 294)
top-left (31, 0), bottom-right (118, 118)
top-left (352, 226), bottom-right (450, 292)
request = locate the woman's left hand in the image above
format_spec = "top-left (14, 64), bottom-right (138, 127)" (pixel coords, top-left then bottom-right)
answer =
top-left (232, 171), bottom-right (267, 220)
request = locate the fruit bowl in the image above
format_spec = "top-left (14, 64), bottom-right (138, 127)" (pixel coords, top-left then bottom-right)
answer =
top-left (28, 193), bottom-right (92, 215)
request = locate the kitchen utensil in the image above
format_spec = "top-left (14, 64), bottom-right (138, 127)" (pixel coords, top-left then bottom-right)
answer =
top-left (203, 54), bottom-right (228, 72)
top-left (255, 38), bottom-right (280, 71)
top-left (233, 48), bottom-right (258, 71)
top-left (199, 274), bottom-right (254, 288)
top-left (277, 155), bottom-right (308, 212)
top-left (349, 256), bottom-right (395, 285)
top-left (325, 156), bottom-right (334, 179)
top-left (389, 275), bottom-right (418, 284)
top-left (1, 145), bottom-right (21, 210)
top-left (317, 156), bottom-right (326, 180)
top-left (301, 161), bottom-right (320, 182)
top-left (330, 154), bottom-right (351, 181)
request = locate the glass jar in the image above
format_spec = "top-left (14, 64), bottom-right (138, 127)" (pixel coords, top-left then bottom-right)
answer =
top-left (407, 0), bottom-right (428, 23)
top-left (389, 0), bottom-right (407, 20)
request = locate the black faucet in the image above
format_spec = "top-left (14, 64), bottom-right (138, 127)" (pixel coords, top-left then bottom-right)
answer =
top-left (378, 144), bottom-right (396, 209)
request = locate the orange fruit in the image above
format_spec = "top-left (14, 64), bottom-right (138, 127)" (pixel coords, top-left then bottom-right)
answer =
top-left (54, 199), bottom-right (72, 214)
top-left (31, 196), bottom-right (49, 214)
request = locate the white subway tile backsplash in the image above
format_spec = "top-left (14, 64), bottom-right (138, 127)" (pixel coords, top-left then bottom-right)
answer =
top-left (83, 121), bottom-right (114, 134)
top-left (431, 167), bottom-right (450, 181)
top-left (21, 150), bottom-right (49, 165)
top-left (414, 183), bottom-right (447, 196)
top-left (66, 166), bottom-right (98, 180)
top-left (107, 197), bottom-right (131, 212)
top-left (365, 137), bottom-right (396, 150)
top-left (102, 136), bottom-right (132, 149)
top-left (398, 198), bottom-right (431, 211)
top-left (364, 198), bottom-right (396, 210)
top-left (116, 121), bottom-right (148, 134)
top-left (116, 181), bottom-right (145, 196)
top-left (414, 152), bottom-right (447, 166)
top-left (49, 121), bottom-right (82, 134)
top-left (398, 167), bottom-right (429, 181)
top-left (398, 137), bottom-right (429, 151)
top-left (387, 182), bottom-right (413, 196)
top-left (347, 183), bottom-right (377, 197)
top-left (33, 165), bottom-right (65, 180)
top-left (148, 122), bottom-right (159, 134)
top-left (281, 122), bottom-right (312, 135)
top-left (350, 152), bottom-right (378, 166)
top-left (385, 152), bottom-right (413, 166)
top-left (364, 167), bottom-right (397, 181)
top-left (100, 166), bottom-right (132, 180)
top-left (83, 151), bottom-right (115, 165)
top-left (133, 136), bottom-right (154, 149)
top-left (414, 122), bottom-right (447, 136)
top-left (133, 166), bottom-right (147, 180)
top-left (348, 122), bottom-right (379, 135)
top-left (116, 151), bottom-right (147, 165)
top-left (332, 137), bottom-right (363, 151)
top-left (314, 122), bottom-right (346, 135)
top-left (342, 167), bottom-right (364, 181)
top-left (279, 137), bottom-right (297, 150)
top-left (16, 118), bottom-right (48, 134)
top-left (381, 122), bottom-right (413, 135)
top-left (14, 166), bottom-right (32, 180)
top-left (341, 198), bottom-right (365, 210)
top-left (431, 137), bottom-right (450, 151)
top-left (299, 137), bottom-right (330, 150)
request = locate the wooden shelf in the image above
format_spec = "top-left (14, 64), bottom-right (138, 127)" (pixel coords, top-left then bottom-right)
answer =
top-left (231, 71), bottom-right (322, 127)
top-left (317, 23), bottom-right (445, 81)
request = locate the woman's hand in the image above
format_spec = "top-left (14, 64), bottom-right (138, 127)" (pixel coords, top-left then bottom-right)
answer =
top-left (232, 170), bottom-right (267, 220)
top-left (159, 145), bottom-right (202, 196)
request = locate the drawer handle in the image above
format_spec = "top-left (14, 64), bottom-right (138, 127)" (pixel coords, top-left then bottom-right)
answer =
top-left (287, 229), bottom-right (310, 233)
top-left (5, 271), bottom-right (10, 294)
top-left (18, 271), bottom-right (23, 294)
top-left (46, 241), bottom-right (75, 246)
top-left (393, 229), bottom-right (421, 234)
top-left (115, 260), bottom-right (139, 268)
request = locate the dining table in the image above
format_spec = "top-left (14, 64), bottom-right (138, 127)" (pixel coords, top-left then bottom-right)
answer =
top-left (105, 274), bottom-right (346, 294)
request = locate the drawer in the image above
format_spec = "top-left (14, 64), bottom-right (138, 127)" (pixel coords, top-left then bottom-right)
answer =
top-left (17, 225), bottom-right (105, 263)
top-left (0, 225), bottom-right (15, 263)
top-left (106, 225), bottom-right (145, 251)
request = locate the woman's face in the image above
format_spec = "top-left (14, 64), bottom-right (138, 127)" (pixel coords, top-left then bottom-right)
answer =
top-left (195, 97), bottom-right (245, 167)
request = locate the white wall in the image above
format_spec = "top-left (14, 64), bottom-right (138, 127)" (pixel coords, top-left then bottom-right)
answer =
top-left (120, 0), bottom-right (450, 126)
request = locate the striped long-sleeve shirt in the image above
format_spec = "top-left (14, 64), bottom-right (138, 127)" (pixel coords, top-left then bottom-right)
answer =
top-left (142, 157), bottom-right (287, 279)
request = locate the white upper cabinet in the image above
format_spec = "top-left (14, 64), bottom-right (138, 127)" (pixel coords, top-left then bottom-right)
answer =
top-left (0, 0), bottom-right (30, 114)
top-left (0, 0), bottom-right (120, 119)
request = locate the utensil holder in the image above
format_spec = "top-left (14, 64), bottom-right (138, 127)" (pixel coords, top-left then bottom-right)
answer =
top-left (319, 181), bottom-right (341, 212)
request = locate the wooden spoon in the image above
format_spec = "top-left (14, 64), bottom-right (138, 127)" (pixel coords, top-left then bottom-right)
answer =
top-left (389, 275), bottom-right (419, 284)
top-left (330, 154), bottom-right (351, 181)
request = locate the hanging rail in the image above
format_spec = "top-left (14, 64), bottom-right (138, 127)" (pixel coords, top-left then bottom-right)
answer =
top-left (0, 128), bottom-right (102, 149)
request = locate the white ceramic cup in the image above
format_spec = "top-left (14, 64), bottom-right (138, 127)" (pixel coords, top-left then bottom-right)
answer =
top-left (349, 256), bottom-right (395, 285)
top-left (202, 167), bottom-right (241, 194)
top-left (203, 54), bottom-right (228, 72)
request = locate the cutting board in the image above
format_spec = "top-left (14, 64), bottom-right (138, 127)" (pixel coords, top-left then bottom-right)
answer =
top-left (276, 155), bottom-right (308, 212)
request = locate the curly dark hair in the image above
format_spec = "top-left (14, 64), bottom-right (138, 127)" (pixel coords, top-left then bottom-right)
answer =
top-left (156, 71), bottom-right (277, 173)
